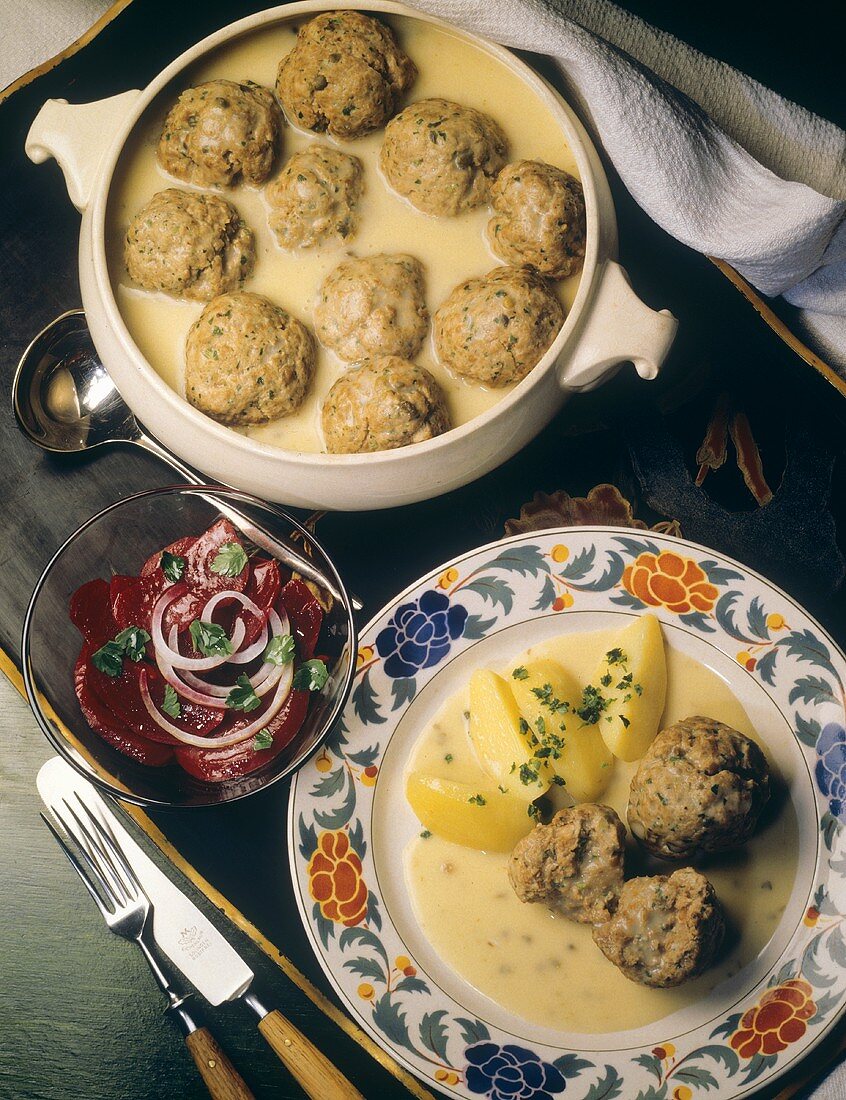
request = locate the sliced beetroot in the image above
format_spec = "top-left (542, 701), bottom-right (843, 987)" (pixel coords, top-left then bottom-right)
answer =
top-left (279, 579), bottom-right (323, 659)
top-left (239, 558), bottom-right (281, 647)
top-left (75, 650), bottom-right (174, 766)
top-left (174, 689), bottom-right (309, 782)
top-left (86, 657), bottom-right (223, 745)
top-left (70, 579), bottom-right (118, 645)
top-left (162, 585), bottom-right (205, 634)
top-left (111, 572), bottom-right (167, 633)
top-left (184, 518), bottom-right (248, 595)
top-left (141, 536), bottom-right (197, 578)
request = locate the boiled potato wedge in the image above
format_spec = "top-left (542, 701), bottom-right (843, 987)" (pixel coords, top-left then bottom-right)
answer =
top-left (592, 614), bottom-right (667, 761)
top-left (469, 669), bottom-right (549, 800)
top-left (406, 772), bottom-right (534, 852)
top-left (510, 658), bottom-right (614, 802)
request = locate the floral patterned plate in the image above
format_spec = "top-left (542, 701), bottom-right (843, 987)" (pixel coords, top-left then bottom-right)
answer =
top-left (289, 528), bottom-right (846, 1099)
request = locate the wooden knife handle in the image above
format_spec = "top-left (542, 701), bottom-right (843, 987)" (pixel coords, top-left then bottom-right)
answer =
top-left (258, 1009), bottom-right (364, 1100)
top-left (185, 1027), bottom-right (255, 1100)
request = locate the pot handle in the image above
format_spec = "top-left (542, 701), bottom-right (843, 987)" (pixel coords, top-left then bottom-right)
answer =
top-left (25, 90), bottom-right (141, 212)
top-left (559, 260), bottom-right (678, 392)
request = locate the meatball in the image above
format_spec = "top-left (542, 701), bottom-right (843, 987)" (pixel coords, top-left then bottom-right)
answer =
top-left (124, 189), bottom-right (254, 301)
top-left (321, 356), bottom-right (450, 453)
top-left (314, 253), bottom-right (428, 361)
top-left (157, 80), bottom-right (282, 188)
top-left (380, 98), bottom-right (508, 216)
top-left (433, 265), bottom-right (563, 386)
top-left (276, 11), bottom-right (416, 139)
top-left (266, 145), bottom-right (363, 250)
top-left (627, 716), bottom-right (771, 860)
top-left (184, 291), bottom-right (315, 425)
top-left (508, 805), bottom-right (626, 924)
top-left (592, 868), bottom-right (725, 987)
top-left (488, 160), bottom-right (586, 279)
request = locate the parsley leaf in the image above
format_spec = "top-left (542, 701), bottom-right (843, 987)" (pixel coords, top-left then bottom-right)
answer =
top-left (114, 625), bottom-right (151, 663)
top-left (91, 641), bottom-right (124, 678)
top-left (512, 666), bottom-right (529, 680)
top-left (468, 794), bottom-right (487, 806)
top-left (226, 673), bottom-right (262, 712)
top-left (189, 619), bottom-right (234, 658)
top-left (292, 659), bottom-right (329, 692)
top-left (161, 685), bottom-right (181, 719)
top-left (575, 684), bottom-right (611, 724)
top-left (263, 634), bottom-right (295, 666)
top-left (253, 728), bottom-right (274, 751)
top-left (160, 551), bottom-right (185, 583)
top-left (210, 541), bottom-right (248, 577)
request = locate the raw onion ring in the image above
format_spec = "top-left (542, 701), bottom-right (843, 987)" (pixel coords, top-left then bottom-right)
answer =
top-left (139, 664), bottom-right (293, 748)
top-left (151, 586), bottom-right (246, 671)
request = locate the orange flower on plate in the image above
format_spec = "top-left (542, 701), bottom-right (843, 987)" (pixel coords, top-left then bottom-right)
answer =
top-left (622, 551), bottom-right (718, 615)
top-left (307, 830), bottom-right (368, 927)
top-left (730, 979), bottom-right (816, 1058)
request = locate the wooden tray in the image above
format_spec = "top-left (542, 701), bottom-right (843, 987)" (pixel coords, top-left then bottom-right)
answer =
top-left (3, 3), bottom-right (846, 1097)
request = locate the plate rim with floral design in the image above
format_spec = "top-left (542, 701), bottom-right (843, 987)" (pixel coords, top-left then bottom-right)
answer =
top-left (289, 526), bottom-right (846, 1100)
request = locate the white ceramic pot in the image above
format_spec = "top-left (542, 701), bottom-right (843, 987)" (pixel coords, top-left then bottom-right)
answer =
top-left (26, 0), bottom-right (678, 512)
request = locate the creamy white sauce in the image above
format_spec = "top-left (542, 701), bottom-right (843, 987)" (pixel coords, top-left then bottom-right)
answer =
top-left (106, 16), bottom-right (581, 453)
top-left (404, 627), bottom-right (797, 1034)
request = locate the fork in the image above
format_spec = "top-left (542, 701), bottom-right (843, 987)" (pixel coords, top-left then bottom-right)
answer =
top-left (42, 798), bottom-right (254, 1100)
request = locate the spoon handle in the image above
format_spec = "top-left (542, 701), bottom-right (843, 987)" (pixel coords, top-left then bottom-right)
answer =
top-left (128, 430), bottom-right (363, 612)
top-left (131, 427), bottom-right (205, 485)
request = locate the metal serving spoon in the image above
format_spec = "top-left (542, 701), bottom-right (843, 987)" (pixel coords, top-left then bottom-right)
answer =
top-left (13, 310), bottom-right (359, 608)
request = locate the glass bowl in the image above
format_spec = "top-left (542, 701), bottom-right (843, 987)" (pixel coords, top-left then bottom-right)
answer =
top-left (22, 485), bottom-right (357, 808)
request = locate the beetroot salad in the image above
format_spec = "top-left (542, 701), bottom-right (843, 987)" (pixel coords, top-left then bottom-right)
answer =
top-left (69, 517), bottom-right (327, 782)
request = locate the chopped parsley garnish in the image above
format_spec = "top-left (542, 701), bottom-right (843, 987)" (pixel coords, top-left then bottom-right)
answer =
top-left (574, 684), bottom-right (611, 725)
top-left (512, 666), bottom-right (529, 680)
top-left (527, 803), bottom-right (541, 820)
top-left (292, 658), bottom-right (329, 692)
top-left (190, 619), bottom-right (234, 658)
top-left (531, 683), bottom-right (570, 714)
top-left (91, 641), bottom-right (125, 678)
top-left (160, 551), bottom-right (185, 583)
top-left (620, 715), bottom-right (631, 728)
top-left (114, 625), bottom-right (150, 663)
top-left (253, 729), bottom-right (274, 751)
top-left (498, 784), bottom-right (509, 794)
top-left (468, 794), bottom-right (487, 806)
top-left (551, 775), bottom-right (566, 786)
top-left (226, 674), bottom-right (262, 712)
top-left (600, 673), bottom-right (612, 687)
top-left (263, 634), bottom-right (295, 666)
top-left (210, 541), bottom-right (248, 577)
top-left (161, 685), bottom-right (181, 719)
top-left (92, 623), bottom-right (150, 676)
top-left (420, 829), bottom-right (432, 839)
top-left (444, 753), bottom-right (454, 763)
top-left (605, 647), bottom-right (627, 665)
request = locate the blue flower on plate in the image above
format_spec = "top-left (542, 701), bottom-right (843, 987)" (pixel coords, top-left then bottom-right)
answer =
top-left (465, 1042), bottom-right (566, 1100)
top-left (816, 722), bottom-right (846, 819)
top-left (375, 590), bottom-right (468, 679)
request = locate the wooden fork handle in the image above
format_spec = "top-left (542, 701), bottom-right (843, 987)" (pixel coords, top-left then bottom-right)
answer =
top-left (258, 1009), bottom-right (364, 1100)
top-left (185, 1027), bottom-right (255, 1100)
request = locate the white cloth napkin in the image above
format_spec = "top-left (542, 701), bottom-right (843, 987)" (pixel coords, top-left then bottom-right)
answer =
top-left (412, 0), bottom-right (846, 372)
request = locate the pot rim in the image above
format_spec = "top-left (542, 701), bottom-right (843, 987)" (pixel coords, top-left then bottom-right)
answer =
top-left (87, 0), bottom-right (609, 469)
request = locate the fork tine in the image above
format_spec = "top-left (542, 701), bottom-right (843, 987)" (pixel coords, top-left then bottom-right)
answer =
top-left (78, 799), bottom-right (143, 898)
top-left (49, 801), bottom-right (114, 905)
top-left (41, 812), bottom-right (112, 919)
top-left (58, 798), bottom-right (130, 907)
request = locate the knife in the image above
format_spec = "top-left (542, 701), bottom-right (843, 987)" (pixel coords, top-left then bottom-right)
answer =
top-left (37, 757), bottom-right (363, 1100)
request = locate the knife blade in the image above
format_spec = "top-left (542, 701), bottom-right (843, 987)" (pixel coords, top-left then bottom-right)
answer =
top-left (37, 757), bottom-right (363, 1100)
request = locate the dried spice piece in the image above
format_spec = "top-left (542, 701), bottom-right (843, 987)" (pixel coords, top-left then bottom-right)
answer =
top-left (695, 392), bottom-right (730, 486)
top-left (730, 412), bottom-right (773, 505)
